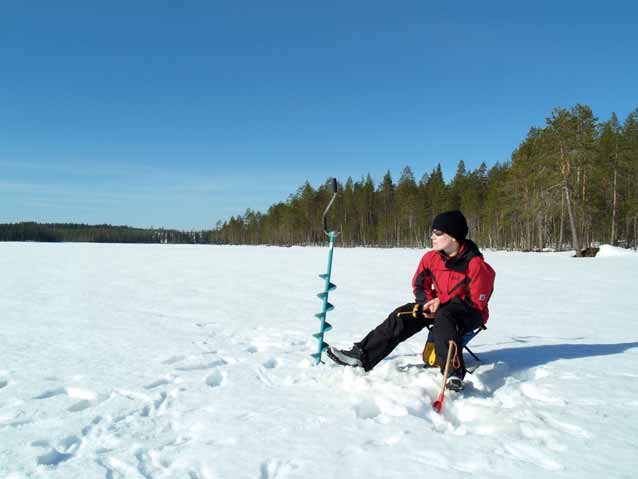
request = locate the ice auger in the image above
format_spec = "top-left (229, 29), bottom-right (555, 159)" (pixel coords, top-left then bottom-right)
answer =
top-left (311, 178), bottom-right (338, 365)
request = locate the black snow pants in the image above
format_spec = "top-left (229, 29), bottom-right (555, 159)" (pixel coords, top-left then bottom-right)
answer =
top-left (355, 299), bottom-right (483, 377)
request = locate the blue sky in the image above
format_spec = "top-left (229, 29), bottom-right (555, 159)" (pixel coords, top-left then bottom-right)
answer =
top-left (1, 1), bottom-right (637, 230)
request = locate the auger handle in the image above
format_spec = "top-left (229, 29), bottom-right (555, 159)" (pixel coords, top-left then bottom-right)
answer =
top-left (432, 340), bottom-right (456, 414)
top-left (322, 178), bottom-right (338, 236)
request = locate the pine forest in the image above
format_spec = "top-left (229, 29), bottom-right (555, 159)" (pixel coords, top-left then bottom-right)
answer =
top-left (211, 105), bottom-right (638, 254)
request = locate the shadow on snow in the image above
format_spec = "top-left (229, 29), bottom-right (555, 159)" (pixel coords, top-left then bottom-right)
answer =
top-left (472, 341), bottom-right (638, 394)
top-left (477, 341), bottom-right (638, 372)
top-left (395, 341), bottom-right (638, 396)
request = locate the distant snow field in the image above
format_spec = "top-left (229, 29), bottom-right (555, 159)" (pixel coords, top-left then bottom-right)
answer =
top-left (1, 243), bottom-right (637, 479)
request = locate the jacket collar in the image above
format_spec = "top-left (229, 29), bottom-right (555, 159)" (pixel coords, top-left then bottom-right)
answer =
top-left (437, 239), bottom-right (483, 272)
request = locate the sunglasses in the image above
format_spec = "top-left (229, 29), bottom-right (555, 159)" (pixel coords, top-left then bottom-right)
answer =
top-left (431, 229), bottom-right (446, 237)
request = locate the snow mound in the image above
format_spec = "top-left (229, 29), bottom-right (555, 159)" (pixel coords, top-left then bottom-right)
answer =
top-left (596, 244), bottom-right (638, 257)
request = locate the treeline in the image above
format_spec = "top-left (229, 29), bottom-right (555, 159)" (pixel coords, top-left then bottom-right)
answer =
top-left (0, 222), bottom-right (210, 244)
top-left (211, 105), bottom-right (638, 254)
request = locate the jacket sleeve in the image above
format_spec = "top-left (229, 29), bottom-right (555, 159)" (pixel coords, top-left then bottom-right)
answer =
top-left (412, 254), bottom-right (435, 304)
top-left (466, 257), bottom-right (495, 313)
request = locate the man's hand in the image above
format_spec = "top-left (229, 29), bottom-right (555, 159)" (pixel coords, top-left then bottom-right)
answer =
top-left (412, 301), bottom-right (438, 319)
top-left (423, 298), bottom-right (440, 317)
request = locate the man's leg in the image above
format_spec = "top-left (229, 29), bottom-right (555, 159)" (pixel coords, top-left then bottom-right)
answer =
top-left (433, 300), bottom-right (483, 379)
top-left (354, 303), bottom-right (432, 371)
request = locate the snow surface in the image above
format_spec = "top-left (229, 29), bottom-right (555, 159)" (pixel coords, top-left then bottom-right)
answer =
top-left (1, 243), bottom-right (637, 479)
top-left (596, 244), bottom-right (638, 257)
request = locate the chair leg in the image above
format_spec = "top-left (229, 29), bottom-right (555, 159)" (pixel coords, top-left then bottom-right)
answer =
top-left (464, 344), bottom-right (481, 363)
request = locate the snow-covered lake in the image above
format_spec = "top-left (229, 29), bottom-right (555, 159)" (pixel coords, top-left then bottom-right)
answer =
top-left (1, 242), bottom-right (637, 479)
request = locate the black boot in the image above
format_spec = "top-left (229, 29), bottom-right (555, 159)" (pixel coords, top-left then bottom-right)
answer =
top-left (445, 373), bottom-right (464, 391)
top-left (326, 345), bottom-right (366, 368)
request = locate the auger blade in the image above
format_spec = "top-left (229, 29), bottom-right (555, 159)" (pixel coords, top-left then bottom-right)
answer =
top-left (325, 302), bottom-right (334, 312)
top-left (317, 292), bottom-right (329, 300)
top-left (318, 273), bottom-right (329, 280)
top-left (327, 282), bottom-right (337, 291)
top-left (314, 312), bottom-right (326, 320)
top-left (323, 322), bottom-right (333, 332)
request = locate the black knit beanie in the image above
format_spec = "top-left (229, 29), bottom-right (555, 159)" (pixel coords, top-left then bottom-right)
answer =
top-left (432, 210), bottom-right (468, 243)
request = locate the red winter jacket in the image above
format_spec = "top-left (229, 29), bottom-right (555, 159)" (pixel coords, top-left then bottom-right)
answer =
top-left (412, 240), bottom-right (496, 323)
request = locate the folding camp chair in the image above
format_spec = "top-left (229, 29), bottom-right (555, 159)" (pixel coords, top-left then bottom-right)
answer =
top-left (422, 323), bottom-right (486, 373)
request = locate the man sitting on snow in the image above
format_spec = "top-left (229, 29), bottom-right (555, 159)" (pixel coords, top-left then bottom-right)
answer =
top-left (327, 210), bottom-right (496, 391)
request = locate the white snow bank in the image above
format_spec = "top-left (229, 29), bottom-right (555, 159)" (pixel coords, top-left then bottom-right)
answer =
top-left (596, 244), bottom-right (638, 257)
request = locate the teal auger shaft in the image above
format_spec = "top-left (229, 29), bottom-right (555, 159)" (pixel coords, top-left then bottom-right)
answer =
top-left (311, 177), bottom-right (338, 365)
top-left (311, 231), bottom-right (336, 364)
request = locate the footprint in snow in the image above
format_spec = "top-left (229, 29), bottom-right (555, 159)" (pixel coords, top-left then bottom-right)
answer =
top-left (6, 418), bottom-right (33, 428)
top-left (135, 447), bottom-right (171, 476)
top-left (1, 410), bottom-right (33, 428)
top-left (96, 456), bottom-right (143, 478)
top-left (67, 400), bottom-right (94, 413)
top-left (33, 386), bottom-right (102, 413)
top-left (162, 355), bottom-right (186, 365)
top-left (141, 391), bottom-right (171, 417)
top-left (175, 359), bottom-right (227, 371)
top-left (145, 378), bottom-right (170, 389)
top-left (37, 449), bottom-right (75, 466)
top-left (80, 416), bottom-right (103, 437)
top-left (260, 459), bottom-right (299, 479)
top-left (144, 375), bottom-right (176, 390)
top-left (187, 468), bottom-right (207, 479)
top-left (205, 370), bottom-right (226, 388)
top-left (262, 357), bottom-right (282, 369)
top-left (35, 435), bottom-right (82, 467)
top-left (33, 387), bottom-right (66, 400)
top-left (33, 387), bottom-right (97, 401)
